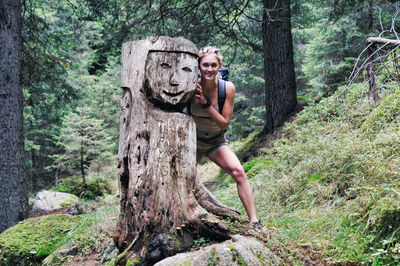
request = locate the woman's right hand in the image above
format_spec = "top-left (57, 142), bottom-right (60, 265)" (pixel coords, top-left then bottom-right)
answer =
top-left (195, 83), bottom-right (207, 105)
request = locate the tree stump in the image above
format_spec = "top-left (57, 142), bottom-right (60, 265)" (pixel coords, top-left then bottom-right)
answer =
top-left (114, 36), bottom-right (241, 265)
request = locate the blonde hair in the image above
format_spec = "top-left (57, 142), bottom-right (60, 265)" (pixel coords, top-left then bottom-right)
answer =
top-left (198, 46), bottom-right (223, 65)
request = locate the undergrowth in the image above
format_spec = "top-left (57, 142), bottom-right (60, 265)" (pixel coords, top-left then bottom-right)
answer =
top-left (52, 175), bottom-right (114, 200)
top-left (214, 84), bottom-right (400, 264)
top-left (43, 198), bottom-right (119, 265)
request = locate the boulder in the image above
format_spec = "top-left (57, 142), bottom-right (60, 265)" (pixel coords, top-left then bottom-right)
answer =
top-left (154, 234), bottom-right (282, 266)
top-left (32, 191), bottom-right (79, 212)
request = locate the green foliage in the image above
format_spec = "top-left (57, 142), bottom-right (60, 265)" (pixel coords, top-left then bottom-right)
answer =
top-left (52, 176), bottom-right (113, 200)
top-left (0, 214), bottom-right (79, 265)
top-left (242, 157), bottom-right (272, 179)
top-left (22, 0), bottom-right (94, 190)
top-left (18, 0), bottom-right (400, 263)
top-left (43, 204), bottom-right (119, 265)
top-left (361, 90), bottom-right (400, 134)
top-left (207, 247), bottom-right (219, 266)
top-left (192, 236), bottom-right (212, 250)
top-left (126, 257), bottom-right (141, 266)
top-left (49, 105), bottom-right (114, 182)
top-left (292, 1), bottom-right (398, 98)
top-left (214, 80), bottom-right (400, 264)
top-left (23, 0), bottom-right (400, 195)
top-left (22, 0), bottom-right (121, 191)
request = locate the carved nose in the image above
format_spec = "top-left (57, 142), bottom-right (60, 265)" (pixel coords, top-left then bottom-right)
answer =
top-left (170, 73), bottom-right (179, 86)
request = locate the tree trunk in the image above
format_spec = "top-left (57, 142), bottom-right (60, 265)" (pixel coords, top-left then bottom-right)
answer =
top-left (366, 45), bottom-right (379, 102)
top-left (80, 140), bottom-right (86, 185)
top-left (0, 0), bottom-right (28, 233)
top-left (262, 0), bottom-right (297, 133)
top-left (113, 37), bottom-right (242, 265)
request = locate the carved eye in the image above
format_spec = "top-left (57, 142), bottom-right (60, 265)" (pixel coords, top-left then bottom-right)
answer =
top-left (161, 63), bottom-right (171, 69)
top-left (182, 67), bottom-right (192, 72)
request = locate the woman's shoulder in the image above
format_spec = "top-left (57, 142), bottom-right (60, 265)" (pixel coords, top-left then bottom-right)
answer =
top-left (224, 80), bottom-right (235, 93)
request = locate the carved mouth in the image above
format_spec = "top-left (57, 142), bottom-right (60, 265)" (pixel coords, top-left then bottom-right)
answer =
top-left (162, 90), bottom-right (184, 97)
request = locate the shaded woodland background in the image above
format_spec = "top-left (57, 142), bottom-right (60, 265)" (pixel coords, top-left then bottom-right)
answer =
top-left (1, 0), bottom-right (400, 264)
top-left (19, 0), bottom-right (399, 191)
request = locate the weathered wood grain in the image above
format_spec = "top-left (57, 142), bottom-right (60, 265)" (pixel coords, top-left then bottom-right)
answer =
top-left (114, 36), bottom-right (240, 265)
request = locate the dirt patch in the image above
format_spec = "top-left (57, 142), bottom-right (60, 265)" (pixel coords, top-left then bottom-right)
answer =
top-left (197, 160), bottom-right (221, 183)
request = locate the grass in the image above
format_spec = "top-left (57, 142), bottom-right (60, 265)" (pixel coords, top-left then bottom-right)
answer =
top-left (213, 83), bottom-right (400, 264)
top-left (43, 197), bottom-right (119, 264)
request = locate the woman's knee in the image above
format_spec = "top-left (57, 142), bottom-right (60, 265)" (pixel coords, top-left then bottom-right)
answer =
top-left (230, 166), bottom-right (247, 183)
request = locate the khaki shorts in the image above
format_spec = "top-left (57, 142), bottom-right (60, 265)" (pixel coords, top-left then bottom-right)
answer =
top-left (196, 134), bottom-right (228, 163)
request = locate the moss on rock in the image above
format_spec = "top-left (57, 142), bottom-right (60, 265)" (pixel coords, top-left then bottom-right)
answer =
top-left (0, 214), bottom-right (80, 265)
top-left (361, 90), bottom-right (400, 133)
top-left (178, 258), bottom-right (193, 266)
top-left (60, 195), bottom-right (79, 207)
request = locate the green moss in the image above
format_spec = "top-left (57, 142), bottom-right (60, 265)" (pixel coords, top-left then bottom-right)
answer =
top-left (169, 228), bottom-right (182, 248)
top-left (60, 194), bottom-right (79, 207)
top-left (0, 214), bottom-right (79, 265)
top-left (228, 244), bottom-right (235, 251)
top-left (42, 252), bottom-right (64, 265)
top-left (361, 90), bottom-right (400, 133)
top-left (228, 245), bottom-right (247, 266)
top-left (235, 132), bottom-right (263, 160)
top-left (126, 257), bottom-right (140, 265)
top-left (256, 251), bottom-right (269, 264)
top-left (243, 157), bottom-right (272, 179)
top-left (179, 258), bottom-right (193, 266)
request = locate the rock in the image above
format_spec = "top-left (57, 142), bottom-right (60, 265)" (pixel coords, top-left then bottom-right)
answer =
top-left (154, 235), bottom-right (282, 266)
top-left (54, 245), bottom-right (79, 256)
top-left (0, 214), bottom-right (79, 266)
top-left (32, 191), bottom-right (79, 212)
top-left (66, 206), bottom-right (82, 216)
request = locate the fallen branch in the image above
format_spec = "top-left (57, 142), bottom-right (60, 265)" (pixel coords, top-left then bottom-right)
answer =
top-left (366, 37), bottom-right (400, 46)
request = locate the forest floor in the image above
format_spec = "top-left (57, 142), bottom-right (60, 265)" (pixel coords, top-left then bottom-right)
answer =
top-left (23, 103), bottom-right (334, 265)
top-left (29, 160), bottom-right (332, 265)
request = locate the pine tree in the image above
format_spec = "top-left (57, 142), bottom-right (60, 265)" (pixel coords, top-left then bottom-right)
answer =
top-left (51, 106), bottom-right (114, 185)
top-left (0, 0), bottom-right (28, 233)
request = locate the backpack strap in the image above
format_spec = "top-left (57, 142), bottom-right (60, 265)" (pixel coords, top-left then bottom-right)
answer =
top-left (217, 79), bottom-right (226, 115)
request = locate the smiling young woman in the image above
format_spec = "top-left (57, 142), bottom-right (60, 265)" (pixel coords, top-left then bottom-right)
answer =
top-left (189, 47), bottom-right (262, 230)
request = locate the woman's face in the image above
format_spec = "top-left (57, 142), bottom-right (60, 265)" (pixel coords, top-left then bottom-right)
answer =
top-left (199, 54), bottom-right (220, 81)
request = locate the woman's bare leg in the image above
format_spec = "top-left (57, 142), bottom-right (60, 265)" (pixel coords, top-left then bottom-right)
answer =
top-left (208, 145), bottom-right (258, 223)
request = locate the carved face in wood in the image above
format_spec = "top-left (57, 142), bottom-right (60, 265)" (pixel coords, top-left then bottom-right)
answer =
top-left (145, 51), bottom-right (198, 106)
